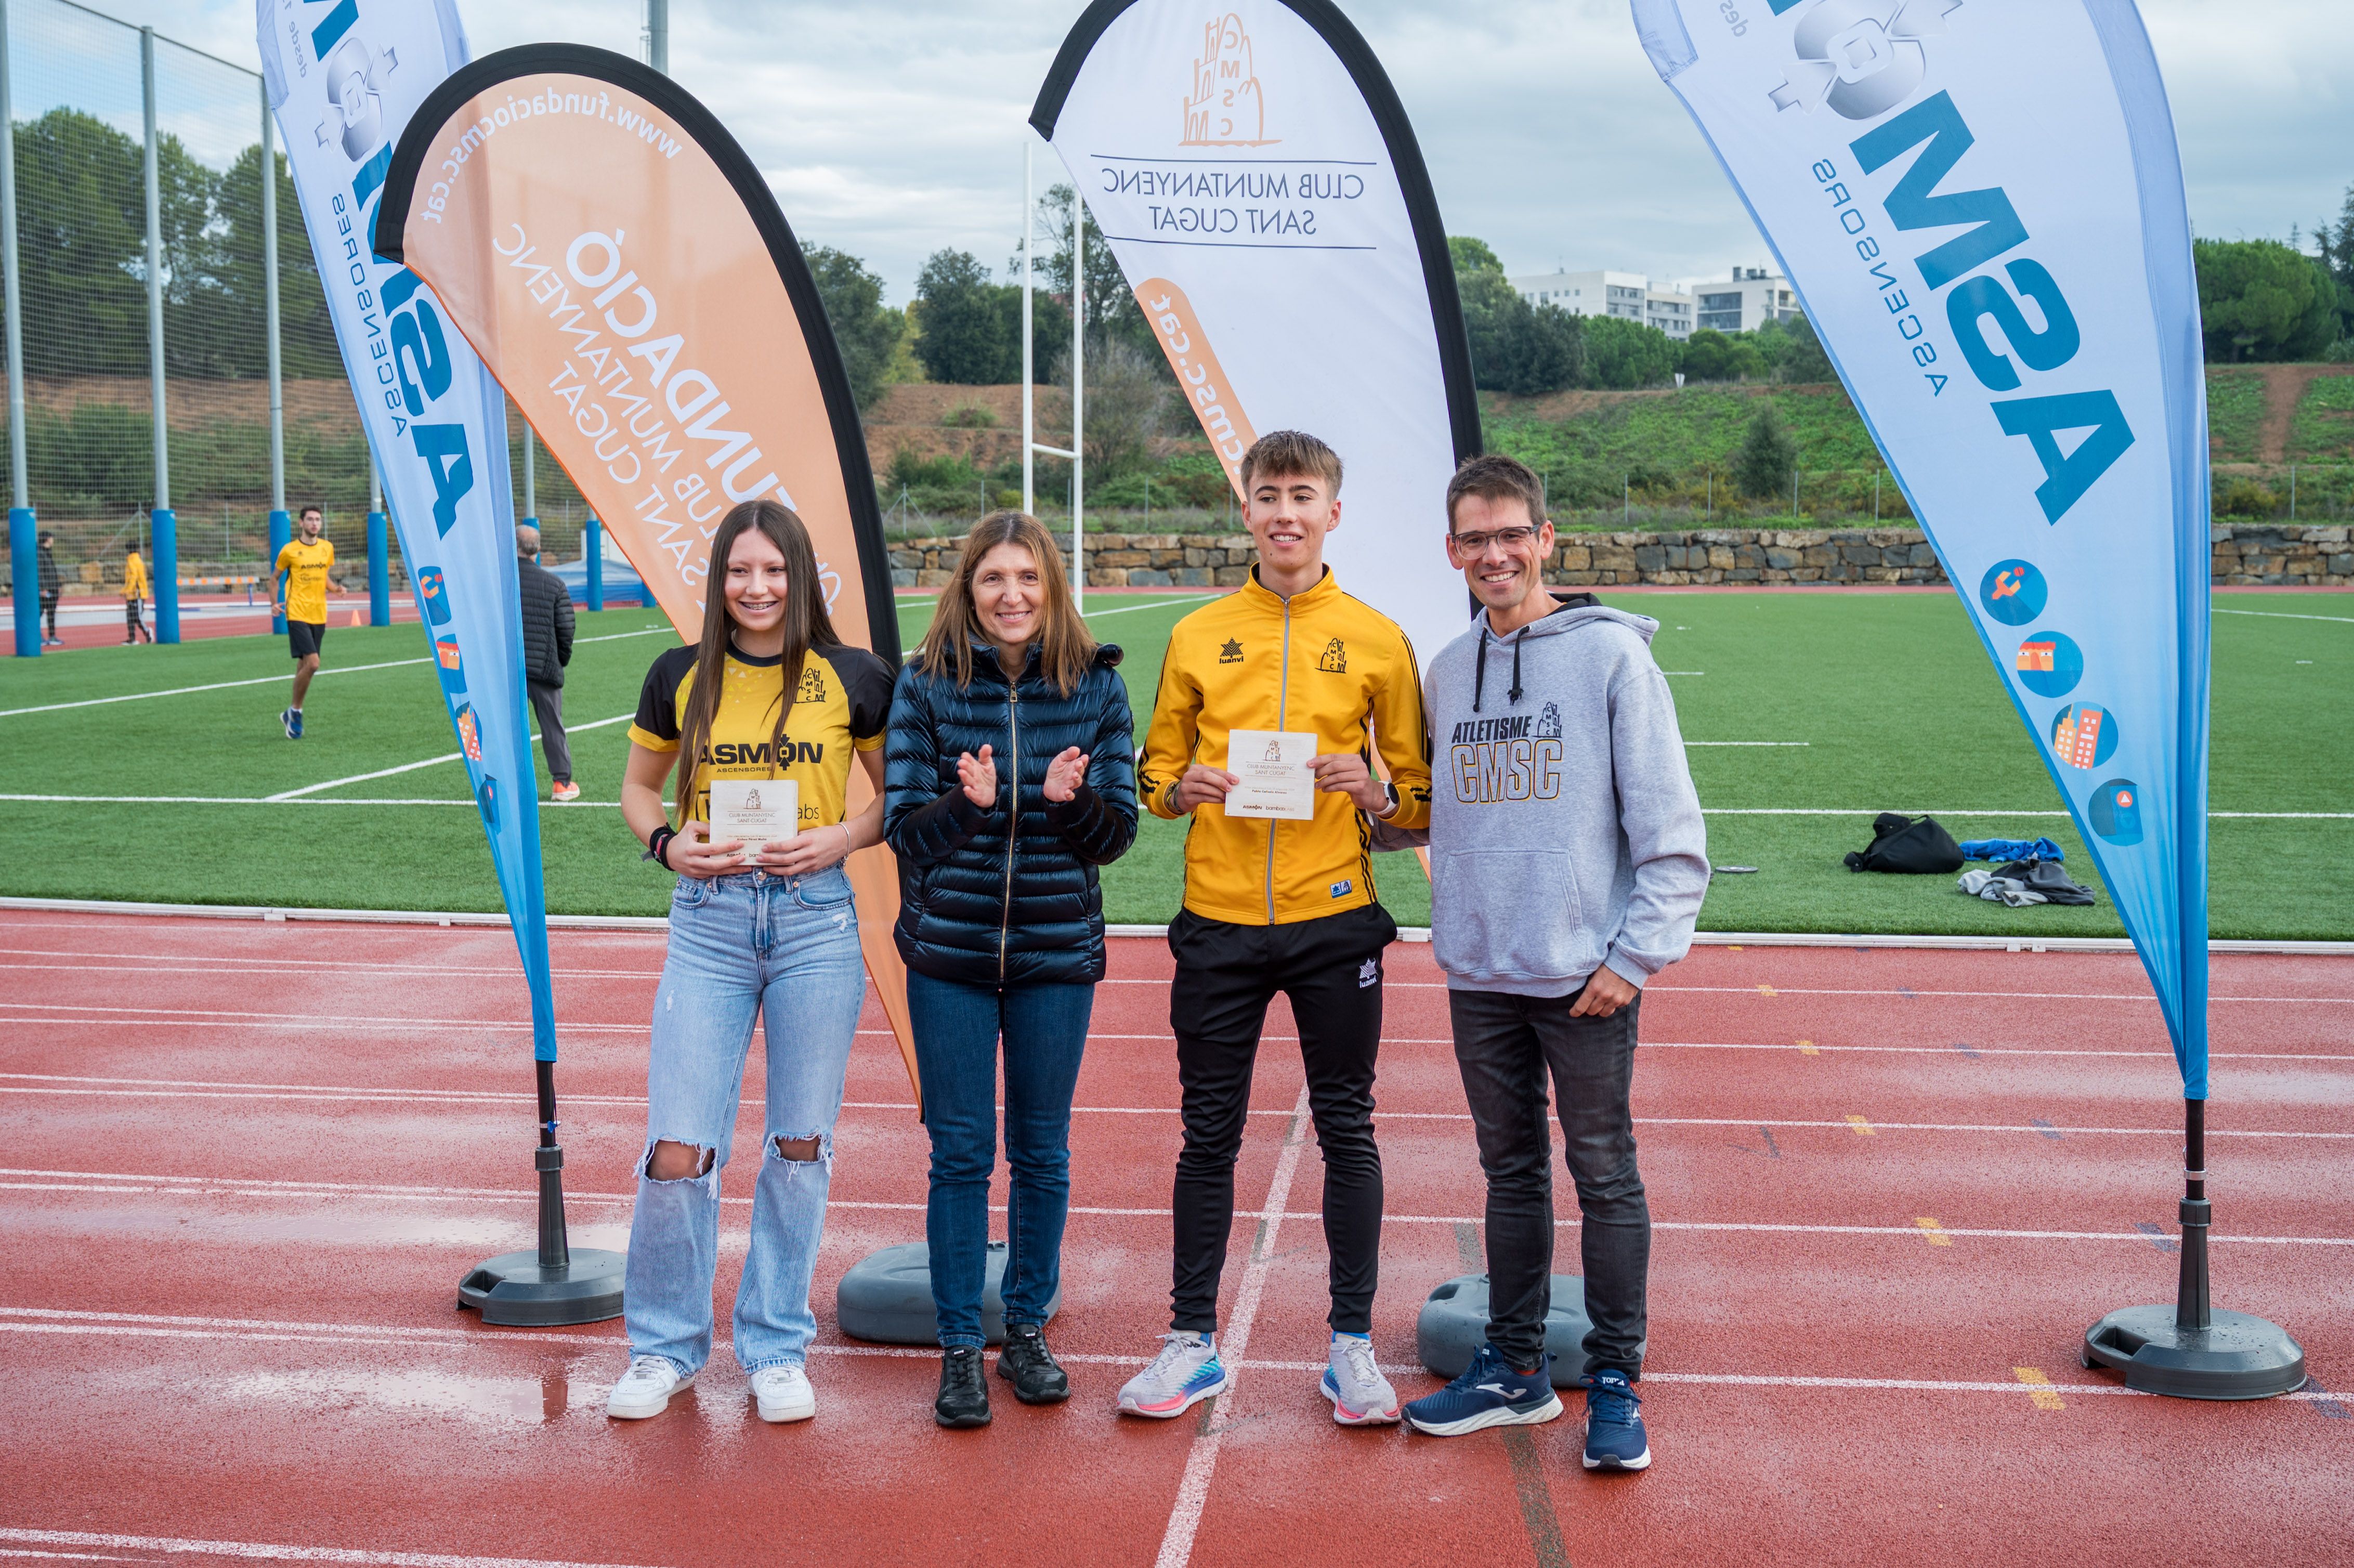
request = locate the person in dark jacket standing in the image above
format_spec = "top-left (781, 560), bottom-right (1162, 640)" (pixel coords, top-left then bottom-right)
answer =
top-left (517, 525), bottom-right (579, 802)
top-left (36, 532), bottom-right (62, 647)
top-left (884, 509), bottom-right (1137, 1429)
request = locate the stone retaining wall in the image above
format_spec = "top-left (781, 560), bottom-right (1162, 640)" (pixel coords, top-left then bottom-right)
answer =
top-left (884, 525), bottom-right (2354, 590)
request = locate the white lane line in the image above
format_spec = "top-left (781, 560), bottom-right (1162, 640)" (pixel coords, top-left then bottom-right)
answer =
top-left (0, 1314), bottom-right (2339, 1408)
top-left (1644, 985), bottom-right (2354, 1005)
top-left (0, 1529), bottom-right (669, 1568)
top-left (2216, 607), bottom-right (2354, 625)
top-left (1155, 1084), bottom-right (1313, 1568)
top-left (10, 1170), bottom-right (2352, 1248)
top-left (7, 1077), bottom-right (2354, 1141)
top-left (0, 628), bottom-right (673, 721)
top-left (265, 715), bottom-right (633, 802)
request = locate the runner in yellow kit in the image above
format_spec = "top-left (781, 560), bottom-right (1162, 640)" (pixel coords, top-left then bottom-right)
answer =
top-left (276, 505), bottom-right (345, 739)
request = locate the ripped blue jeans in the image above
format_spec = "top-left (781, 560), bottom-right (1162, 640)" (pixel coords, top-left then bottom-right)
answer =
top-left (624, 866), bottom-right (865, 1377)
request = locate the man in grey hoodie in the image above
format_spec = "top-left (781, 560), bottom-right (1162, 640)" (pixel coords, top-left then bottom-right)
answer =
top-left (1398, 454), bottom-right (1709, 1473)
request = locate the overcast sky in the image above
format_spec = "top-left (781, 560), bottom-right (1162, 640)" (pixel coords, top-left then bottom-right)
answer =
top-left (84, 0), bottom-right (2354, 303)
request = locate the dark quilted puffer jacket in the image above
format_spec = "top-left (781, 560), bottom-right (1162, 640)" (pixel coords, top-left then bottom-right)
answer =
top-left (884, 642), bottom-right (1137, 985)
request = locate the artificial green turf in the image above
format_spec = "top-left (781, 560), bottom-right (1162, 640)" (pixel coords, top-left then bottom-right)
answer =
top-left (0, 589), bottom-right (2344, 937)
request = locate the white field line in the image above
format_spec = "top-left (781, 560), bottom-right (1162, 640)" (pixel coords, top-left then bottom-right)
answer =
top-left (0, 628), bottom-right (673, 721)
top-left (0, 1314), bottom-right (2341, 1410)
top-left (0, 1528), bottom-right (665, 1568)
top-left (1155, 1084), bottom-right (1313, 1568)
top-left (1687, 741), bottom-right (1809, 747)
top-left (1080, 595), bottom-right (1218, 619)
top-left (1696, 807), bottom-right (2354, 819)
top-left (264, 714), bottom-right (633, 802)
top-left (2215, 607), bottom-right (2354, 625)
top-left (9, 1169), bottom-right (2351, 1249)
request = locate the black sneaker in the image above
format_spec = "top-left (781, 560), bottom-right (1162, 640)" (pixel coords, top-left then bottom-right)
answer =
top-left (935, 1345), bottom-right (991, 1428)
top-left (996, 1323), bottom-right (1070, 1405)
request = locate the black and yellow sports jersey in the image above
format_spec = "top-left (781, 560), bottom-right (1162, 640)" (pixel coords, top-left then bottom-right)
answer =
top-left (1140, 566), bottom-right (1432, 926)
top-left (629, 641), bottom-right (893, 830)
top-left (275, 539), bottom-right (334, 623)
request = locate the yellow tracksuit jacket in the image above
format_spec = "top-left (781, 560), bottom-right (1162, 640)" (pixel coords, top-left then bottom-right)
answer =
top-left (1141, 566), bottom-right (1432, 926)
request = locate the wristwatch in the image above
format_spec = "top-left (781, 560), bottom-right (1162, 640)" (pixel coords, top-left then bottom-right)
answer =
top-left (1375, 781), bottom-right (1401, 820)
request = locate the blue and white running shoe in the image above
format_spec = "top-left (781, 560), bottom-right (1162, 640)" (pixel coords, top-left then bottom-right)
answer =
top-left (1117, 1331), bottom-right (1226, 1419)
top-left (1581, 1369), bottom-right (1651, 1470)
top-left (1403, 1343), bottom-right (1563, 1436)
top-left (281, 707), bottom-right (303, 740)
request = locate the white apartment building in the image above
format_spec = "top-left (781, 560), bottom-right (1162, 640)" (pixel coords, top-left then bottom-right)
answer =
top-left (1511, 268), bottom-right (1696, 341)
top-left (1676, 267), bottom-right (1802, 334)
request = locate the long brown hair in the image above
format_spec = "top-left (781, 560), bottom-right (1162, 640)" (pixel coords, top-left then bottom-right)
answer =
top-left (672, 499), bottom-right (841, 824)
top-left (915, 511), bottom-right (1095, 697)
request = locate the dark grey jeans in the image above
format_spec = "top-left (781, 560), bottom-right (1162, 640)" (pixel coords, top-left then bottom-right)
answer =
top-left (1447, 983), bottom-right (1649, 1381)
top-left (528, 681), bottom-right (572, 785)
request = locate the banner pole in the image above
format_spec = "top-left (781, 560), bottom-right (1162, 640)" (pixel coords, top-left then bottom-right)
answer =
top-left (1, 0), bottom-right (38, 660)
top-left (2175, 1096), bottom-right (2208, 1330)
top-left (1070, 190), bottom-right (1083, 609)
top-left (1022, 140), bottom-right (1033, 517)
top-left (140, 27), bottom-right (177, 645)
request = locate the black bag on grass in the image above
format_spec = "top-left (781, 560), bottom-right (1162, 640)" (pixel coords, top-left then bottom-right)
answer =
top-left (1844, 813), bottom-right (1964, 874)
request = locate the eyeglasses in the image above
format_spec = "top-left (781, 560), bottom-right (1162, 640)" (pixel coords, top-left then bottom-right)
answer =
top-left (1450, 526), bottom-right (1540, 552)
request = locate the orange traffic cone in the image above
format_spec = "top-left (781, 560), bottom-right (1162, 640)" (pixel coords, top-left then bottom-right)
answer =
top-left (349, 608), bottom-right (363, 627)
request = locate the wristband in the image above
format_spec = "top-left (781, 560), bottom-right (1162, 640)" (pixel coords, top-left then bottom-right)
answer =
top-left (643, 825), bottom-right (677, 868)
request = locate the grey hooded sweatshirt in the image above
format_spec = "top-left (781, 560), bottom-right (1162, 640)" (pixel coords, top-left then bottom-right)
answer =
top-left (1419, 598), bottom-right (1710, 997)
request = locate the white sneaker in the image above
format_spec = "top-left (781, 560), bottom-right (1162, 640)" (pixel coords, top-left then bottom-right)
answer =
top-left (750, 1363), bottom-right (816, 1423)
top-left (1117, 1331), bottom-right (1226, 1419)
top-left (606, 1354), bottom-right (692, 1419)
top-left (1321, 1333), bottom-right (1401, 1425)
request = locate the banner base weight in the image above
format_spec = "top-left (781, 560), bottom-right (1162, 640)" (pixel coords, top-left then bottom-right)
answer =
top-left (836, 1241), bottom-right (1058, 1345)
top-left (459, 1247), bottom-right (626, 1327)
top-left (1417, 1273), bottom-right (1596, 1389)
top-left (2081, 1305), bottom-right (2305, 1401)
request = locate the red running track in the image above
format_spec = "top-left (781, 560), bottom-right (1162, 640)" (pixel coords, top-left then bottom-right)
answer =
top-left (0, 911), bottom-right (2347, 1567)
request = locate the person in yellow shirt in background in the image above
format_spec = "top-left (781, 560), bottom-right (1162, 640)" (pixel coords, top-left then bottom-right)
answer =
top-left (275, 505), bottom-right (344, 740)
top-left (1116, 429), bottom-right (1432, 1429)
top-left (122, 545), bottom-right (152, 645)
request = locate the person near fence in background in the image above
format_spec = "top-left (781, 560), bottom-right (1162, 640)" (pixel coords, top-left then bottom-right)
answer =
top-left (1122, 429), bottom-right (1433, 1427)
top-left (884, 511), bottom-right (1138, 1429)
top-left (36, 532), bottom-right (62, 647)
top-left (1397, 454), bottom-right (1708, 1473)
top-left (608, 498), bottom-right (895, 1427)
top-left (515, 525), bottom-right (579, 803)
top-left (276, 506), bottom-right (344, 739)
top-left (122, 544), bottom-right (152, 645)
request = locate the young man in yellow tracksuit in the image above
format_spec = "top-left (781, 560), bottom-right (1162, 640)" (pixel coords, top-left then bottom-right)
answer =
top-left (1116, 430), bottom-right (1432, 1427)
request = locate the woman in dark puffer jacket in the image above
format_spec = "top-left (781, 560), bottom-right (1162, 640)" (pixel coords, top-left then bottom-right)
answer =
top-left (884, 511), bottom-right (1137, 1429)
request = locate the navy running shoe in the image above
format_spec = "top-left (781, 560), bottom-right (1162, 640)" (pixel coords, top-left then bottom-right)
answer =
top-left (281, 707), bottom-right (303, 740)
top-left (1581, 1369), bottom-right (1651, 1470)
top-left (1403, 1343), bottom-right (1563, 1436)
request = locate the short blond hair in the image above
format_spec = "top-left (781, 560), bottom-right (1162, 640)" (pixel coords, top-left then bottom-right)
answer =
top-left (1239, 429), bottom-right (1343, 495)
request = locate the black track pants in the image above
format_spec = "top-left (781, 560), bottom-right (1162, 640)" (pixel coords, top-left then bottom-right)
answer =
top-left (1166, 902), bottom-right (1396, 1335)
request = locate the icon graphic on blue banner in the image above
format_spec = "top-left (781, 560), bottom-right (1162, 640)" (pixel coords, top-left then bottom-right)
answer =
top-left (1980, 559), bottom-right (2047, 625)
top-left (417, 567), bottom-right (451, 626)
top-left (435, 636), bottom-right (465, 695)
top-left (2050, 702), bottom-right (2118, 770)
top-left (2015, 630), bottom-right (2084, 699)
top-left (477, 774), bottom-right (501, 832)
top-left (454, 702), bottom-right (481, 762)
top-left (2088, 778), bottom-right (2143, 845)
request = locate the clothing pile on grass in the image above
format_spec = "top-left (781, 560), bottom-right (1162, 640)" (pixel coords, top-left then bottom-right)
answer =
top-left (1843, 814), bottom-right (2095, 908)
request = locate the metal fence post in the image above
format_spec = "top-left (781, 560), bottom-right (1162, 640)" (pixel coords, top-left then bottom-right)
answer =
top-left (261, 76), bottom-right (287, 621)
top-left (1, 0), bottom-right (35, 658)
top-left (645, 0), bottom-right (668, 75)
top-left (1021, 141), bottom-right (1032, 517)
top-left (521, 422), bottom-right (537, 528)
top-left (141, 28), bottom-right (178, 643)
top-left (366, 453), bottom-right (388, 626)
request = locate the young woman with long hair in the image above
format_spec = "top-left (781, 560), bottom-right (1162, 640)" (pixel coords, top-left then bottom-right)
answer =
top-left (607, 498), bottom-right (894, 1425)
top-left (885, 510), bottom-right (1137, 1427)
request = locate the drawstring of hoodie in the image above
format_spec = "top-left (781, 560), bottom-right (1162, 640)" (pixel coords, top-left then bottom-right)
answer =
top-left (1471, 622), bottom-right (1528, 713)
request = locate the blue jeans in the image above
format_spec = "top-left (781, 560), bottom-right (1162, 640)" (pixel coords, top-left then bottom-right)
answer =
top-left (906, 969), bottom-right (1094, 1349)
top-left (624, 867), bottom-right (865, 1376)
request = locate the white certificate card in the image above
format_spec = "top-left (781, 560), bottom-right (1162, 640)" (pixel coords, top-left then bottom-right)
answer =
top-left (707, 778), bottom-right (800, 857)
top-left (1224, 730), bottom-right (1318, 821)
